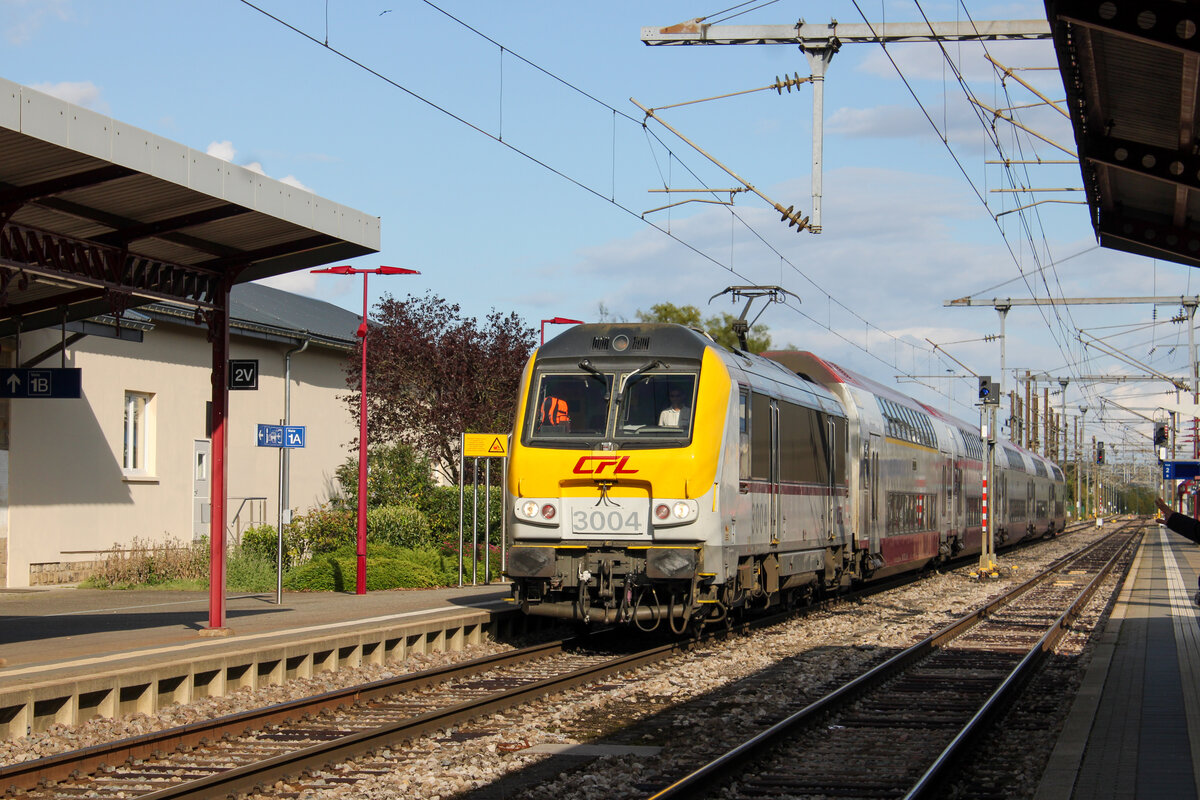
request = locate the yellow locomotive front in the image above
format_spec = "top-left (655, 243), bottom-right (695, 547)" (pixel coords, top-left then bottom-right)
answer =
top-left (506, 323), bottom-right (730, 631)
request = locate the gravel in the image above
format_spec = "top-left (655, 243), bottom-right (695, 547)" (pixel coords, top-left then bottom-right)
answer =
top-left (1, 526), bottom-right (1122, 800)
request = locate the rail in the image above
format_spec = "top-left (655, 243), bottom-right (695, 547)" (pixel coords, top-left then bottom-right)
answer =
top-left (644, 520), bottom-right (1142, 799)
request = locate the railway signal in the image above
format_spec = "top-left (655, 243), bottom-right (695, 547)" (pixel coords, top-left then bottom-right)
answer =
top-left (977, 376), bottom-right (999, 405)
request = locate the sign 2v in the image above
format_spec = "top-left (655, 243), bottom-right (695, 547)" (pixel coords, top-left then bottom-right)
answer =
top-left (228, 359), bottom-right (258, 390)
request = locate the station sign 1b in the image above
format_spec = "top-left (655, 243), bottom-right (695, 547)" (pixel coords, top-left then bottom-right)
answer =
top-left (0, 368), bottom-right (82, 398)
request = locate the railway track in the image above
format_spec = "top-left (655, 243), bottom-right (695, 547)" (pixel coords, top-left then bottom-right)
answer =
top-left (645, 519), bottom-right (1142, 800)
top-left (0, 633), bottom-right (688, 799)
top-left (0, 521), bottom-right (1108, 799)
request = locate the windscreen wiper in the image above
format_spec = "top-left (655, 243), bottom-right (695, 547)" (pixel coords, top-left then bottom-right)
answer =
top-left (616, 359), bottom-right (666, 405)
top-left (577, 359), bottom-right (610, 401)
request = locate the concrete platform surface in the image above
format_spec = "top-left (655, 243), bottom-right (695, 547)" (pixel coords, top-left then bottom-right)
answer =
top-left (0, 583), bottom-right (510, 681)
top-left (1038, 525), bottom-right (1200, 800)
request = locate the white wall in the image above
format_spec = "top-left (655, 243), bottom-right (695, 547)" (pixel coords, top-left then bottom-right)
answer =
top-left (6, 320), bottom-right (356, 587)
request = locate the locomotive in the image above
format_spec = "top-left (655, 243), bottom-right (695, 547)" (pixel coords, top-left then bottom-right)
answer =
top-left (505, 323), bottom-right (1066, 632)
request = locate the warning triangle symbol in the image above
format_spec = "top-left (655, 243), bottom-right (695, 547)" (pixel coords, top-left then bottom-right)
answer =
top-left (489, 437), bottom-right (506, 453)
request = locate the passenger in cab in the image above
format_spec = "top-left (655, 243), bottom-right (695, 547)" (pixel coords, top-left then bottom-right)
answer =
top-left (658, 388), bottom-right (691, 428)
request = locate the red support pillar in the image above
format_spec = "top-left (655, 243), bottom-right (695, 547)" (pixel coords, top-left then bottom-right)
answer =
top-left (207, 281), bottom-right (230, 633)
top-left (356, 273), bottom-right (369, 595)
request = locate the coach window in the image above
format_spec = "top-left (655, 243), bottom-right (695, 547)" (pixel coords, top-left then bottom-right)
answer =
top-left (829, 414), bottom-right (847, 485)
top-left (778, 402), bottom-right (810, 483)
top-left (123, 390), bottom-right (156, 479)
top-left (750, 392), bottom-right (772, 480)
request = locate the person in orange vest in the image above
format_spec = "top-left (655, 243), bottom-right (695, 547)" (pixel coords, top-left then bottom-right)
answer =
top-left (539, 394), bottom-right (570, 428)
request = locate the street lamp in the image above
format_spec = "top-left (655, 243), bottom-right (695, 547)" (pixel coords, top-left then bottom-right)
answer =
top-left (311, 265), bottom-right (419, 594)
top-left (540, 316), bottom-right (584, 344)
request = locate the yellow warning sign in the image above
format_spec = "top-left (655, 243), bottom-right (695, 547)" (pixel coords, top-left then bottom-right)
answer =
top-left (463, 433), bottom-right (509, 458)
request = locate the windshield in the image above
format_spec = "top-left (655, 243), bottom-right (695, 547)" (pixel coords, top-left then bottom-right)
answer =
top-left (618, 373), bottom-right (695, 438)
top-left (529, 373), bottom-right (613, 438)
top-left (527, 370), bottom-right (697, 445)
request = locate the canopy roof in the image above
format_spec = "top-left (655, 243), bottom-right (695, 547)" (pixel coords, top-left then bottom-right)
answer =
top-left (1046, 0), bottom-right (1200, 268)
top-left (0, 78), bottom-right (380, 337)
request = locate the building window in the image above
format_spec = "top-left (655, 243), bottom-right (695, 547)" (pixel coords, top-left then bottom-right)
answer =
top-left (123, 391), bottom-right (155, 475)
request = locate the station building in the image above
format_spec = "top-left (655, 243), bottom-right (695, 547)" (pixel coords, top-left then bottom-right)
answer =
top-left (0, 283), bottom-right (361, 587)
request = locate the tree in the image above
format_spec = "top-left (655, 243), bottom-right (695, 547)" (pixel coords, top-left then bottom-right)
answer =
top-left (636, 302), bottom-right (772, 352)
top-left (348, 291), bottom-right (536, 485)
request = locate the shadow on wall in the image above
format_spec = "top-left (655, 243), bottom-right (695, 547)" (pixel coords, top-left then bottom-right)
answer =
top-left (11, 390), bottom-right (133, 507)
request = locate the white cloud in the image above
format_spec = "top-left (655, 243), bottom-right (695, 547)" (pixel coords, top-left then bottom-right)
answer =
top-left (205, 142), bottom-right (313, 192)
top-left (827, 104), bottom-right (932, 139)
top-left (550, 162), bottom-right (1178, 417)
top-left (280, 175), bottom-right (313, 192)
top-left (255, 271), bottom-right (321, 295)
top-left (2, 0), bottom-right (69, 45)
top-left (206, 140), bottom-right (236, 162)
top-left (31, 80), bottom-right (105, 111)
top-left (857, 39), bottom-right (1058, 84)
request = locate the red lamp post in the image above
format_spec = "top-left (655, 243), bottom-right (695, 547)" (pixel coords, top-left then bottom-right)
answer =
top-left (311, 265), bottom-right (419, 594)
top-left (540, 316), bottom-right (584, 344)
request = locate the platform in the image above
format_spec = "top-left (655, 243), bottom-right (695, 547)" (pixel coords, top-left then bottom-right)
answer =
top-left (0, 583), bottom-right (515, 739)
top-left (1037, 524), bottom-right (1200, 799)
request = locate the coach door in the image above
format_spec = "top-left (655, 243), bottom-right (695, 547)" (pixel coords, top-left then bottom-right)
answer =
top-left (193, 439), bottom-right (211, 541)
top-left (942, 451), bottom-right (955, 535)
top-left (868, 434), bottom-right (881, 549)
top-left (749, 392), bottom-right (778, 545)
top-left (770, 401), bottom-right (781, 544)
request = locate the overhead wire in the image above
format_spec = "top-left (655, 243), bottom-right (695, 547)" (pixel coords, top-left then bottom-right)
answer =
top-left (239, 0), bottom-right (953, 405)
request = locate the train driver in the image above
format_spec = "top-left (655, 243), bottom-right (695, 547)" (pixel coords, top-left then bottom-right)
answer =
top-left (658, 387), bottom-right (691, 428)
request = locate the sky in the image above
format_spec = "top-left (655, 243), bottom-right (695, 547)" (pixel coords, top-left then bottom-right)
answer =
top-left (4, 0), bottom-right (1195, 462)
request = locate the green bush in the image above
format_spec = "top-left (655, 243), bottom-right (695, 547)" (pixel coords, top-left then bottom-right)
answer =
top-left (241, 524), bottom-right (279, 562)
top-left (330, 442), bottom-right (503, 554)
top-left (283, 545), bottom-right (456, 591)
top-left (336, 443), bottom-right (437, 509)
top-left (225, 550), bottom-right (278, 593)
top-left (422, 485), bottom-right (502, 546)
top-left (285, 504), bottom-right (354, 558)
top-left (367, 505), bottom-right (431, 549)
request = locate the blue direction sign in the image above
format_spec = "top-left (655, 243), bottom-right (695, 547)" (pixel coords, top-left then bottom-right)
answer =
top-left (1163, 461), bottom-right (1200, 480)
top-left (0, 368), bottom-right (81, 399)
top-left (256, 424), bottom-right (306, 448)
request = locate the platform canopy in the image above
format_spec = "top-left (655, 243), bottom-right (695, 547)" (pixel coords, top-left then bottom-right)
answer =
top-left (0, 78), bottom-right (380, 337)
top-left (1046, 1), bottom-right (1200, 269)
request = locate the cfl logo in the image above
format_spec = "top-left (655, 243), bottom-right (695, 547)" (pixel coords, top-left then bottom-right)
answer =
top-left (573, 456), bottom-right (638, 475)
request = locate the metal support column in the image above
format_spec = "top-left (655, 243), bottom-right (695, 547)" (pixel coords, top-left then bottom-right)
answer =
top-left (802, 43), bottom-right (838, 234)
top-left (206, 279), bottom-right (230, 633)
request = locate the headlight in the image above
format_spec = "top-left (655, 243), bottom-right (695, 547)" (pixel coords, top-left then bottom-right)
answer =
top-left (515, 499), bottom-right (559, 526)
top-left (651, 499), bottom-right (698, 527)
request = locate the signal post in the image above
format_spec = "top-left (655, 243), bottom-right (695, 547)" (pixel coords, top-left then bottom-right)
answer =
top-left (974, 376), bottom-right (1002, 579)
